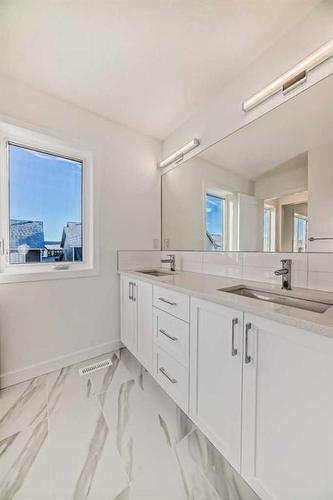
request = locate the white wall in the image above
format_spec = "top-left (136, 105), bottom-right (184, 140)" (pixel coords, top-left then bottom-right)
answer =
top-left (254, 154), bottom-right (308, 200)
top-left (0, 74), bottom-right (161, 386)
top-left (162, 156), bottom-right (252, 250)
top-left (308, 141), bottom-right (333, 252)
top-left (269, 192), bottom-right (308, 252)
top-left (162, 2), bottom-right (333, 162)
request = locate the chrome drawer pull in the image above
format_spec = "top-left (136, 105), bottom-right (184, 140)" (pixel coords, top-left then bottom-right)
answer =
top-left (159, 367), bottom-right (177, 384)
top-left (159, 329), bottom-right (178, 341)
top-left (231, 317), bottom-right (238, 356)
top-left (245, 322), bottom-right (252, 364)
top-left (158, 297), bottom-right (177, 306)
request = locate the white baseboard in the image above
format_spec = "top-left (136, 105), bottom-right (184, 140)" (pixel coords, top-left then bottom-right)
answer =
top-left (0, 339), bottom-right (123, 388)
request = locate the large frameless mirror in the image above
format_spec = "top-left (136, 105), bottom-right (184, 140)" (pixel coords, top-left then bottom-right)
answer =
top-left (162, 73), bottom-right (333, 253)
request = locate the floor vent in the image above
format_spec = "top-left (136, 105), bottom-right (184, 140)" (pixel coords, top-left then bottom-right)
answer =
top-left (79, 358), bottom-right (112, 377)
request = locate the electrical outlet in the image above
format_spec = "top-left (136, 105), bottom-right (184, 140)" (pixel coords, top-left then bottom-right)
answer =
top-left (153, 238), bottom-right (160, 249)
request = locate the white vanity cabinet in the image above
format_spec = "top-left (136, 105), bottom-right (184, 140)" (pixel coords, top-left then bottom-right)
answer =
top-left (190, 298), bottom-right (244, 471)
top-left (120, 275), bottom-right (153, 372)
top-left (190, 300), bottom-right (333, 499)
top-left (120, 274), bottom-right (333, 500)
top-left (241, 313), bottom-right (333, 500)
top-left (153, 287), bottom-right (190, 412)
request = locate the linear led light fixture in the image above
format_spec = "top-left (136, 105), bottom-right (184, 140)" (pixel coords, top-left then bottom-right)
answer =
top-left (242, 38), bottom-right (333, 112)
top-left (158, 138), bottom-right (200, 168)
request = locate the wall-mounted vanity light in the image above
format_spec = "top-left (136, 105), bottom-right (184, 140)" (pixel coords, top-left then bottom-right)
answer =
top-left (158, 138), bottom-right (200, 168)
top-left (242, 38), bottom-right (333, 112)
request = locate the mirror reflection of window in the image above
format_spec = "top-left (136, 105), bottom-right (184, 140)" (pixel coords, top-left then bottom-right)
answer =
top-left (206, 194), bottom-right (225, 251)
top-left (293, 214), bottom-right (308, 252)
top-left (263, 205), bottom-right (276, 252)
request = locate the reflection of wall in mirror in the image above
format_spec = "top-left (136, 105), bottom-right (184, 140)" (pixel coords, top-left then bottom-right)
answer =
top-left (254, 155), bottom-right (309, 252)
top-left (308, 141), bottom-right (333, 252)
top-left (282, 200), bottom-right (308, 252)
top-left (255, 140), bottom-right (333, 253)
top-left (162, 156), bottom-right (252, 250)
top-left (237, 193), bottom-right (264, 251)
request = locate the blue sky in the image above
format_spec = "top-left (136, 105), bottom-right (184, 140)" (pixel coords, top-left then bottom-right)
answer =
top-left (9, 144), bottom-right (82, 242)
top-left (206, 194), bottom-right (223, 235)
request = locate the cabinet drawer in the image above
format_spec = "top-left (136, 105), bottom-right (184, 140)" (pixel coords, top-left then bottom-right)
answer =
top-left (153, 285), bottom-right (189, 321)
top-left (154, 347), bottom-right (189, 412)
top-left (153, 308), bottom-right (189, 367)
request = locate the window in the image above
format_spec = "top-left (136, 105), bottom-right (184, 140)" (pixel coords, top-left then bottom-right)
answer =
top-left (293, 213), bottom-right (308, 252)
top-left (8, 143), bottom-right (83, 265)
top-left (206, 194), bottom-right (225, 250)
top-left (263, 205), bottom-right (276, 252)
top-left (0, 125), bottom-right (93, 281)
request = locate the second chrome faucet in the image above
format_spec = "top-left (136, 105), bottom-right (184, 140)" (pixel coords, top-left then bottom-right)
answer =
top-left (161, 254), bottom-right (176, 272)
top-left (274, 259), bottom-right (292, 290)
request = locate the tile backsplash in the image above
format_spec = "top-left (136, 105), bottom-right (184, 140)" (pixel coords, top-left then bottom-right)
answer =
top-left (118, 250), bottom-right (333, 293)
top-left (117, 250), bottom-right (162, 272)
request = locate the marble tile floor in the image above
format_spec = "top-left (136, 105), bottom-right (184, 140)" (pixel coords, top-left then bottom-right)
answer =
top-left (0, 349), bottom-right (260, 500)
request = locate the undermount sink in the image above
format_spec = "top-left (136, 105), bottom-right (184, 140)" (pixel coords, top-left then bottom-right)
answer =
top-left (219, 286), bottom-right (333, 314)
top-left (137, 269), bottom-right (174, 277)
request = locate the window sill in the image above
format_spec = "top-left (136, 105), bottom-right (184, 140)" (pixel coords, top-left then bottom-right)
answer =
top-left (0, 266), bottom-right (99, 284)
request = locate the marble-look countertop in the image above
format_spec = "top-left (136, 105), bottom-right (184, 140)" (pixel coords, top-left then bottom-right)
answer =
top-left (120, 269), bottom-right (333, 339)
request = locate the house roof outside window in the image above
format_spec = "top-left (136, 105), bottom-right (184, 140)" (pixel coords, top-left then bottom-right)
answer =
top-left (45, 242), bottom-right (62, 251)
top-left (61, 222), bottom-right (82, 249)
top-left (10, 220), bottom-right (45, 251)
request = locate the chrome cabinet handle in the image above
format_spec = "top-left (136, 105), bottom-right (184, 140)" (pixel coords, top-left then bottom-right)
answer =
top-left (129, 282), bottom-right (133, 301)
top-left (231, 318), bottom-right (238, 356)
top-left (158, 297), bottom-right (177, 306)
top-left (159, 367), bottom-right (177, 384)
top-left (132, 282), bottom-right (137, 302)
top-left (245, 322), bottom-right (252, 364)
top-left (159, 329), bottom-right (178, 341)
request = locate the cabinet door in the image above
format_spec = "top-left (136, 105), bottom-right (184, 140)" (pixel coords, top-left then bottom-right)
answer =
top-left (137, 280), bottom-right (153, 372)
top-left (242, 313), bottom-right (333, 500)
top-left (190, 298), bottom-right (243, 471)
top-left (120, 276), bottom-right (137, 354)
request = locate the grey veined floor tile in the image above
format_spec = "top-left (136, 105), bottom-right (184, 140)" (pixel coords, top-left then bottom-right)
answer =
top-left (113, 486), bottom-right (136, 500)
top-left (45, 351), bottom-right (120, 407)
top-left (0, 348), bottom-right (261, 500)
top-left (179, 428), bottom-right (260, 500)
top-left (100, 349), bottom-right (221, 500)
top-left (173, 429), bottom-right (223, 500)
top-left (46, 353), bottom-right (129, 500)
top-left (0, 375), bottom-right (47, 441)
top-left (0, 419), bottom-right (51, 500)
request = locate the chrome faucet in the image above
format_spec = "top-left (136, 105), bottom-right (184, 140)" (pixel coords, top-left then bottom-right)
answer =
top-left (274, 259), bottom-right (292, 290)
top-left (161, 254), bottom-right (176, 272)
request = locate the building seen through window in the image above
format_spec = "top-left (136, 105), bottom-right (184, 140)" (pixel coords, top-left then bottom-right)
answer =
top-left (206, 194), bottom-right (225, 250)
top-left (9, 143), bottom-right (83, 264)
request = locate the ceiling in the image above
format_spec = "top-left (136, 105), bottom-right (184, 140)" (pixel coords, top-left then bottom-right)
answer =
top-left (200, 73), bottom-right (333, 180)
top-left (0, 0), bottom-right (320, 139)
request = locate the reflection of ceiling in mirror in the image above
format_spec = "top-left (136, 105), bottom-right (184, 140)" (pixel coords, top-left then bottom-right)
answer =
top-left (200, 74), bottom-right (333, 180)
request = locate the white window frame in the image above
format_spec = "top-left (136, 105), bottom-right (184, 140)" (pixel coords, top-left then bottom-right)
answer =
top-left (263, 204), bottom-right (276, 252)
top-left (293, 212), bottom-right (308, 253)
top-left (205, 192), bottom-right (226, 251)
top-left (204, 188), bottom-right (234, 251)
top-left (0, 122), bottom-right (95, 283)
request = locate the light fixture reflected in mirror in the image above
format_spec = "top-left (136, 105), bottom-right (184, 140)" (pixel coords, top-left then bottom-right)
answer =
top-left (158, 138), bottom-right (200, 168)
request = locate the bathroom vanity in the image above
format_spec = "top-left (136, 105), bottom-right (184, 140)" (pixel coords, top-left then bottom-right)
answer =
top-left (120, 269), bottom-right (333, 500)
top-left (119, 70), bottom-right (333, 499)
